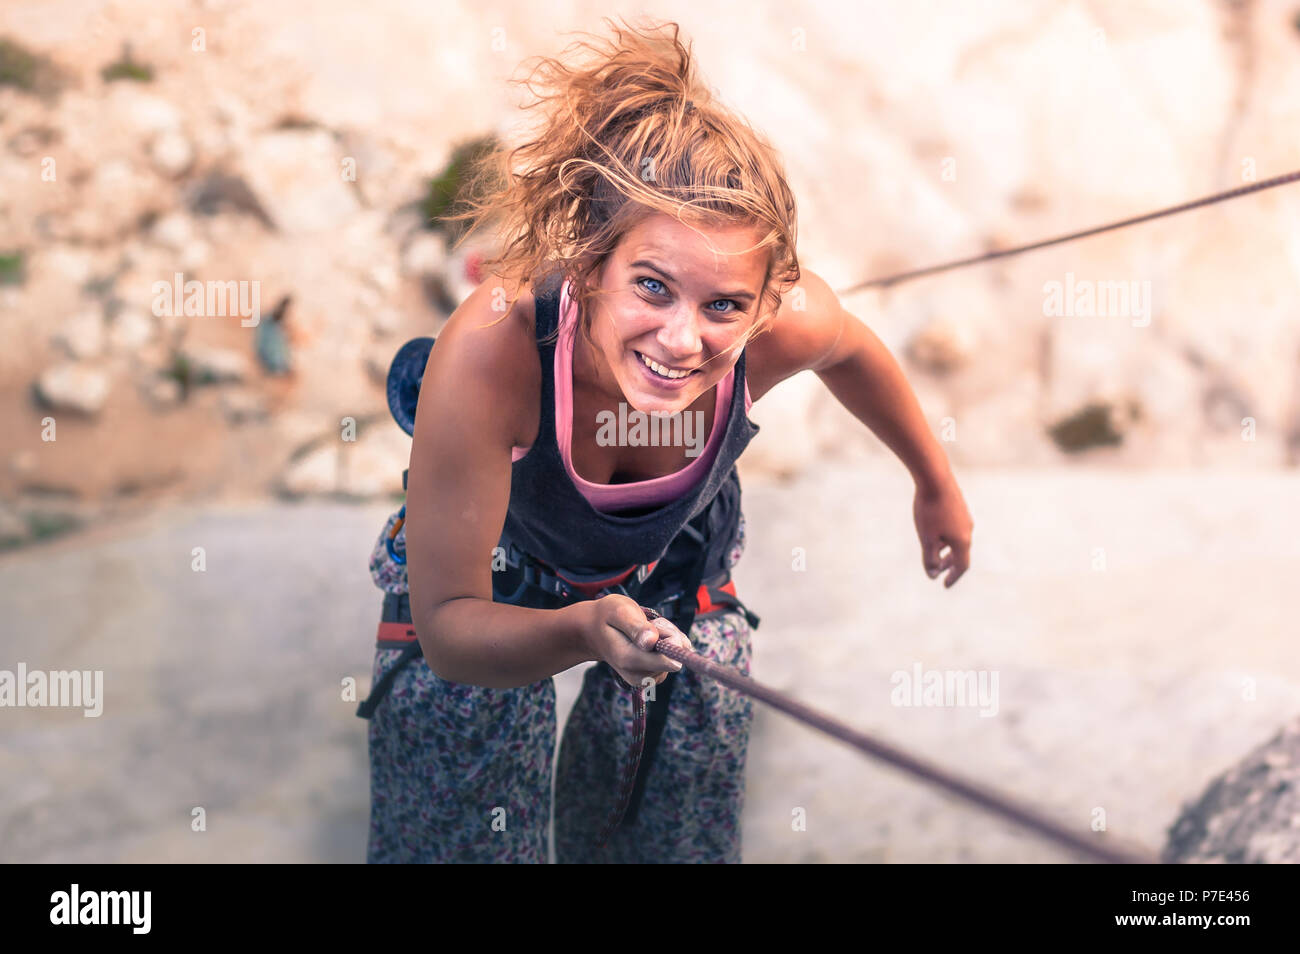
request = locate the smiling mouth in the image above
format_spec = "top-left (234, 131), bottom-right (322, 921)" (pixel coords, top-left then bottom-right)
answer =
top-left (634, 351), bottom-right (700, 380)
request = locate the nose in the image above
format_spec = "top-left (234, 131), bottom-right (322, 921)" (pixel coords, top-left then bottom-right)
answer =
top-left (655, 305), bottom-right (703, 362)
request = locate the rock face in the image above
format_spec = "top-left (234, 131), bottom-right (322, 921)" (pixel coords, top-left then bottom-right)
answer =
top-left (4, 0), bottom-right (1300, 513)
top-left (1163, 717), bottom-right (1300, 864)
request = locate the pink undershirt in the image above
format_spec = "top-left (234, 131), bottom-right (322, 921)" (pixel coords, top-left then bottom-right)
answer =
top-left (511, 279), bottom-right (753, 513)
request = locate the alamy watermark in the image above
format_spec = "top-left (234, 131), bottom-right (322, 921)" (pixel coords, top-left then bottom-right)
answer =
top-left (595, 403), bottom-right (707, 458)
top-left (1042, 272), bottom-right (1151, 327)
top-left (152, 272), bottom-right (261, 327)
top-left (890, 663), bottom-right (999, 718)
top-left (1, 664), bottom-right (103, 717)
top-left (50, 884), bottom-right (150, 934)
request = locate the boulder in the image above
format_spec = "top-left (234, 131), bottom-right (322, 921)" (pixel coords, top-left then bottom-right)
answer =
top-left (1164, 716), bottom-right (1300, 864)
top-left (340, 427), bottom-right (410, 498)
top-left (103, 85), bottom-right (183, 137)
top-left (145, 376), bottom-right (183, 409)
top-left (400, 231), bottom-right (447, 278)
top-left (107, 307), bottom-right (156, 353)
top-left (64, 158), bottom-right (167, 244)
top-left (146, 212), bottom-right (196, 252)
top-left (280, 444), bottom-right (339, 497)
top-left (235, 129), bottom-right (361, 234)
top-left (278, 426), bottom-right (409, 498)
top-left (53, 306), bottom-right (106, 360)
top-left (150, 130), bottom-right (195, 178)
top-left (35, 362), bottom-right (111, 415)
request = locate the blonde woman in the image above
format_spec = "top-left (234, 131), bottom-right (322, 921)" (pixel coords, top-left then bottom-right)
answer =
top-left (362, 17), bottom-right (973, 863)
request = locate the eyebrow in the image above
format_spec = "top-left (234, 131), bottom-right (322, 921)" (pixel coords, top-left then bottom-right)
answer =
top-left (629, 258), bottom-right (757, 302)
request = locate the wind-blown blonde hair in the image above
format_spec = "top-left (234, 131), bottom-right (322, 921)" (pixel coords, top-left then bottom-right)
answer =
top-left (446, 16), bottom-right (801, 353)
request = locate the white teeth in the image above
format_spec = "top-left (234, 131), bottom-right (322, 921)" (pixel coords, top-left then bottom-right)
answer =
top-left (638, 352), bottom-right (692, 379)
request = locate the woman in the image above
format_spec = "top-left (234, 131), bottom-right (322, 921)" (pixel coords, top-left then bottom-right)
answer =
top-left (364, 17), bottom-right (973, 863)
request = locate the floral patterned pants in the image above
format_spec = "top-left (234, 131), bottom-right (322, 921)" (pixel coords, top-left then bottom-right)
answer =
top-left (365, 510), bottom-right (755, 864)
top-left (366, 609), bottom-right (754, 863)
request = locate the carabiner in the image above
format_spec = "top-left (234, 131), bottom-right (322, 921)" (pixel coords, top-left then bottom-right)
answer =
top-left (385, 505), bottom-right (407, 565)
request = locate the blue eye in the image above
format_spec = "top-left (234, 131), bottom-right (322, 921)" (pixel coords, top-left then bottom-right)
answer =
top-left (636, 277), bottom-right (743, 318)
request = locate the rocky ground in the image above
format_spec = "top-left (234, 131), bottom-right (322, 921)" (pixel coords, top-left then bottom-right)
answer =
top-left (1, 460), bottom-right (1296, 863)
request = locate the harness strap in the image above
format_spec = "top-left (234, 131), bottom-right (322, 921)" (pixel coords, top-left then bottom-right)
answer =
top-left (355, 577), bottom-right (754, 719)
top-left (496, 537), bottom-right (661, 603)
top-left (357, 592), bottom-right (424, 719)
top-left (356, 637), bottom-right (423, 720)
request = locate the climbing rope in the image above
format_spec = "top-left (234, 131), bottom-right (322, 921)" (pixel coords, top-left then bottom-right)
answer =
top-left (589, 609), bottom-right (1158, 862)
top-left (646, 629), bottom-right (1158, 864)
top-left (837, 169), bottom-right (1300, 294)
top-left (595, 679), bottom-right (648, 847)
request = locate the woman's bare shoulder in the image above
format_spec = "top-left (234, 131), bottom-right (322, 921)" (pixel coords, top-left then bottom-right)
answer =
top-left (744, 267), bottom-right (852, 403)
top-left (430, 273), bottom-right (541, 450)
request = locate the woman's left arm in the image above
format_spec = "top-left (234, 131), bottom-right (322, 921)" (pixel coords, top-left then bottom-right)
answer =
top-left (748, 269), bottom-right (973, 587)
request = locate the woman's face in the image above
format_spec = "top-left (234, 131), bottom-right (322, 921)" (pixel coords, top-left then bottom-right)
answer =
top-left (575, 212), bottom-right (769, 415)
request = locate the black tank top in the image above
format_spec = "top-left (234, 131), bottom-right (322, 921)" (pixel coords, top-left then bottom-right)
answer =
top-left (494, 267), bottom-right (761, 613)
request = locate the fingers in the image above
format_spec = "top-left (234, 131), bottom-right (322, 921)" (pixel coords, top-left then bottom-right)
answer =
top-left (923, 538), bottom-right (946, 579)
top-left (650, 615), bottom-right (691, 646)
top-left (655, 650), bottom-right (684, 672)
top-left (650, 615), bottom-right (683, 636)
top-left (607, 598), bottom-right (659, 650)
top-left (618, 657), bottom-right (678, 687)
top-left (925, 534), bottom-right (972, 584)
top-left (648, 615), bottom-right (692, 662)
top-left (605, 599), bottom-right (682, 674)
top-left (940, 538), bottom-right (971, 588)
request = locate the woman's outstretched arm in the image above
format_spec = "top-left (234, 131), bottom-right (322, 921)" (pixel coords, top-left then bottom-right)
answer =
top-left (747, 268), bottom-right (974, 586)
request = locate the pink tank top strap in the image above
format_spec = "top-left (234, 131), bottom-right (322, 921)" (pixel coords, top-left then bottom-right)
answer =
top-left (511, 280), bottom-right (751, 513)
